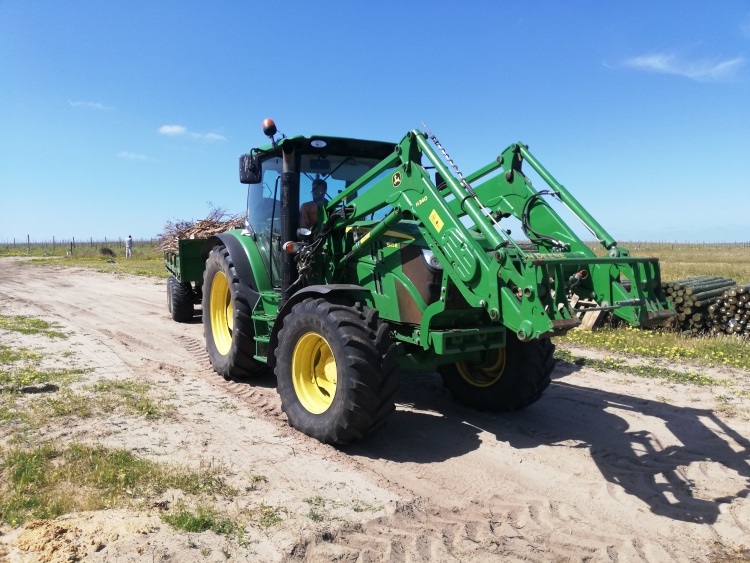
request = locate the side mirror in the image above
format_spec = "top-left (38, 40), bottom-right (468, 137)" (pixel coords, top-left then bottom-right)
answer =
top-left (239, 153), bottom-right (261, 184)
top-left (297, 227), bottom-right (313, 241)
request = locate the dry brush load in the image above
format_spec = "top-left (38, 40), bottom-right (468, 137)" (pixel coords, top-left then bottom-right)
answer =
top-left (159, 207), bottom-right (245, 251)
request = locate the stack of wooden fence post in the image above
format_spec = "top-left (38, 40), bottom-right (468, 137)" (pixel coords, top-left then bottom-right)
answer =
top-left (709, 284), bottom-right (750, 338)
top-left (662, 276), bottom-right (737, 333)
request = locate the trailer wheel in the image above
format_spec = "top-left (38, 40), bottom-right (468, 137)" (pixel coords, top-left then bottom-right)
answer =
top-left (168, 276), bottom-right (195, 323)
top-left (275, 298), bottom-right (398, 445)
top-left (203, 245), bottom-right (266, 380)
top-left (439, 334), bottom-right (555, 411)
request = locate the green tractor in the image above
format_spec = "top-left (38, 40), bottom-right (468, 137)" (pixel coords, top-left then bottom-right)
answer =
top-left (164, 119), bottom-right (674, 444)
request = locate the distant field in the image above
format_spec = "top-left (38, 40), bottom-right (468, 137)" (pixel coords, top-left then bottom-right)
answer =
top-left (0, 238), bottom-right (167, 278)
top-left (617, 241), bottom-right (750, 285)
top-left (0, 238), bottom-right (159, 260)
top-left (2, 239), bottom-right (749, 285)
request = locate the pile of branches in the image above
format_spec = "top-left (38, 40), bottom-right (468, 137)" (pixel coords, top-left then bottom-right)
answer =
top-left (709, 284), bottom-right (750, 337)
top-left (159, 207), bottom-right (245, 251)
top-left (662, 276), bottom-right (737, 333)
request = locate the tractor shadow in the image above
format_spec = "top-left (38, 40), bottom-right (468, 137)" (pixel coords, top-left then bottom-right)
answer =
top-left (347, 364), bottom-right (750, 525)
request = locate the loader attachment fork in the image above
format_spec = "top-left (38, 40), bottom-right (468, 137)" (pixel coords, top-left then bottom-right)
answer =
top-left (328, 130), bottom-right (674, 342)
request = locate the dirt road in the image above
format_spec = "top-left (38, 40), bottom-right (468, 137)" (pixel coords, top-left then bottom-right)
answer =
top-left (1, 259), bottom-right (749, 561)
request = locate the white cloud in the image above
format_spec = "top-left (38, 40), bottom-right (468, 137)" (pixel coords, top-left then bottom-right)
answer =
top-left (623, 53), bottom-right (745, 82)
top-left (69, 100), bottom-right (114, 110)
top-left (117, 151), bottom-right (148, 160)
top-left (159, 125), bottom-right (188, 136)
top-left (202, 132), bottom-right (227, 141)
top-left (158, 124), bottom-right (226, 141)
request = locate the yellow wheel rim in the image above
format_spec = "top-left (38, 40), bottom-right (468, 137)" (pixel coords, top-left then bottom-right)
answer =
top-left (292, 332), bottom-right (337, 414)
top-left (210, 271), bottom-right (233, 356)
top-left (456, 349), bottom-right (507, 388)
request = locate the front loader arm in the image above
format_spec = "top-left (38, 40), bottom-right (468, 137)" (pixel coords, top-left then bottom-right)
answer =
top-left (326, 130), bottom-right (673, 341)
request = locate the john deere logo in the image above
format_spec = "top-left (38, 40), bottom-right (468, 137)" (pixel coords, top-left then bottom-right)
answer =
top-left (392, 172), bottom-right (402, 188)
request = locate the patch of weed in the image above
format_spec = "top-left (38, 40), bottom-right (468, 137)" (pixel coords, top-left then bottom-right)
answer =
top-left (252, 503), bottom-right (283, 528)
top-left (90, 380), bottom-right (168, 419)
top-left (555, 350), bottom-right (730, 386)
top-left (307, 509), bottom-right (324, 522)
top-left (351, 499), bottom-right (384, 513)
top-left (0, 443), bottom-right (235, 526)
top-left (162, 504), bottom-right (239, 536)
top-left (244, 473), bottom-right (267, 492)
top-left (559, 326), bottom-right (750, 371)
top-left (0, 345), bottom-right (41, 364)
top-left (0, 315), bottom-right (66, 338)
top-left (0, 366), bottom-right (85, 394)
top-left (304, 495), bottom-right (325, 507)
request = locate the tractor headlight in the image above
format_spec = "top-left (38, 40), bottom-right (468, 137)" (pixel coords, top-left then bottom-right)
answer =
top-left (420, 248), bottom-right (443, 273)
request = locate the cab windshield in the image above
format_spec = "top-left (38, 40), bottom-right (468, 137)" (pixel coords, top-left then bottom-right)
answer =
top-left (245, 152), bottom-right (384, 287)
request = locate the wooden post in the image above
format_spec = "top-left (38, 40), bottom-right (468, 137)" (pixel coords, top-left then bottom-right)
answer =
top-left (53, 236), bottom-right (55, 254)
top-left (27, 235), bottom-right (30, 255)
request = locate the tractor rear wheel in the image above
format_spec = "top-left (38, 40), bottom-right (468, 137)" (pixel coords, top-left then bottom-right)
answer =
top-left (439, 333), bottom-right (555, 411)
top-left (203, 245), bottom-right (266, 380)
top-left (168, 276), bottom-right (195, 323)
top-left (275, 298), bottom-right (398, 445)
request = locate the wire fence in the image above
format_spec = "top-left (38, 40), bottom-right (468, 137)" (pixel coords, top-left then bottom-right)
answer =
top-left (1, 236), bottom-right (748, 258)
top-left (0, 237), bottom-right (161, 257)
top-left (619, 241), bottom-right (750, 250)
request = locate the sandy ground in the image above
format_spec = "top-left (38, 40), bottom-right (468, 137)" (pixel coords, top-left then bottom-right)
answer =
top-left (0, 258), bottom-right (749, 562)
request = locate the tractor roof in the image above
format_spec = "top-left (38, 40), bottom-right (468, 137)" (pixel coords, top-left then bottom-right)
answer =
top-left (254, 135), bottom-right (395, 161)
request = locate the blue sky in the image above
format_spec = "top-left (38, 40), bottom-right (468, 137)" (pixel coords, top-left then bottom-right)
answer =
top-left (1, 1), bottom-right (749, 244)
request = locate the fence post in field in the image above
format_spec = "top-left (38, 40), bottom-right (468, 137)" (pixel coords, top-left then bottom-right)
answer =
top-left (70, 241), bottom-right (73, 256)
top-left (53, 236), bottom-right (55, 255)
top-left (27, 235), bottom-right (30, 255)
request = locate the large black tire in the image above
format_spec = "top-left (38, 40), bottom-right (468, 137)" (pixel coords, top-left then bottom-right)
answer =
top-left (439, 333), bottom-right (555, 411)
top-left (275, 298), bottom-right (399, 445)
top-left (202, 245), bottom-right (266, 380)
top-left (167, 276), bottom-right (195, 323)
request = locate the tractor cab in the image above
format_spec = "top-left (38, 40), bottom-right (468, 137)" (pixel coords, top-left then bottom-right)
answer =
top-left (239, 120), bottom-right (395, 288)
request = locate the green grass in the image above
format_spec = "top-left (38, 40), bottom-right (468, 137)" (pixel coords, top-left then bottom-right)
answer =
top-left (0, 365), bottom-right (86, 393)
top-left (0, 345), bottom-right (41, 365)
top-left (162, 503), bottom-right (241, 536)
top-left (0, 241), bottom-right (159, 260)
top-left (0, 315), bottom-right (67, 338)
top-left (559, 326), bottom-right (750, 371)
top-left (89, 380), bottom-right (167, 419)
top-left (619, 242), bottom-right (750, 285)
top-left (0, 443), bottom-right (234, 526)
top-left (554, 348), bottom-right (731, 387)
top-left (24, 257), bottom-right (169, 278)
top-left (252, 503), bottom-right (284, 528)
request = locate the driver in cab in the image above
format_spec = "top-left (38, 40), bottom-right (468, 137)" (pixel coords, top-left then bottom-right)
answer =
top-left (300, 178), bottom-right (327, 229)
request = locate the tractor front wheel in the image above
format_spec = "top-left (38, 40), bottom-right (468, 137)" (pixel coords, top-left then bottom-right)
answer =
top-left (439, 333), bottom-right (555, 411)
top-left (275, 298), bottom-right (398, 445)
top-left (203, 245), bottom-right (266, 380)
